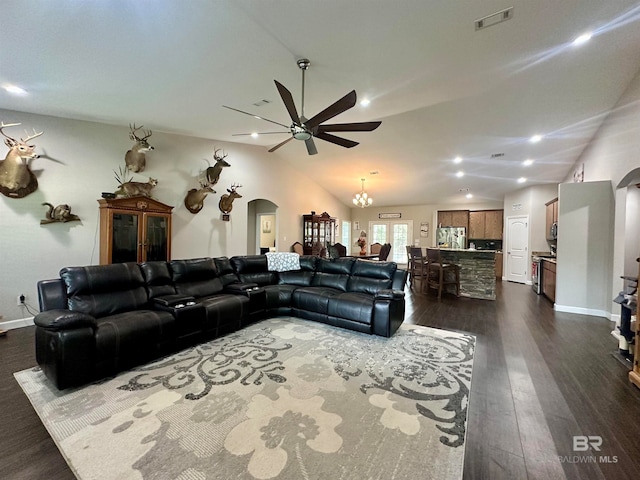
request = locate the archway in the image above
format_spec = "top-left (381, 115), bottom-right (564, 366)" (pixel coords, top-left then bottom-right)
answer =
top-left (247, 199), bottom-right (279, 254)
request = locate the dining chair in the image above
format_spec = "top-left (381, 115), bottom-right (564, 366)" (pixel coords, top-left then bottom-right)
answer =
top-left (333, 242), bottom-right (347, 257)
top-left (426, 248), bottom-right (460, 300)
top-left (409, 247), bottom-right (428, 292)
top-left (370, 242), bottom-right (382, 255)
top-left (378, 243), bottom-right (391, 261)
top-left (291, 242), bottom-right (304, 255)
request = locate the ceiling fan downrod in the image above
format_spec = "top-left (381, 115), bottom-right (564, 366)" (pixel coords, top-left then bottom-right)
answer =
top-left (297, 58), bottom-right (310, 120)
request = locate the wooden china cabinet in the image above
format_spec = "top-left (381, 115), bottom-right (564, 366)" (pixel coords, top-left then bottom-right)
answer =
top-left (302, 211), bottom-right (336, 255)
top-left (98, 196), bottom-right (173, 265)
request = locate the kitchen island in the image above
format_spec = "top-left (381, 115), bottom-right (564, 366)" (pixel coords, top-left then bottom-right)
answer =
top-left (439, 248), bottom-right (497, 300)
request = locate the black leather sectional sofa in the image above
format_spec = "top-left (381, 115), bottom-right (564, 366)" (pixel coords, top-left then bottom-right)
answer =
top-left (35, 255), bottom-right (407, 390)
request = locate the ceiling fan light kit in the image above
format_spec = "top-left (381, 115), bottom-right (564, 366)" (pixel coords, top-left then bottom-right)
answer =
top-left (224, 58), bottom-right (381, 155)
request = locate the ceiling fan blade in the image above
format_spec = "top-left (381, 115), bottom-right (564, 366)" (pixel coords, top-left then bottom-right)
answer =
top-left (232, 131), bottom-right (288, 136)
top-left (304, 90), bottom-right (357, 129)
top-left (268, 136), bottom-right (294, 153)
top-left (305, 138), bottom-right (318, 155)
top-left (317, 121), bottom-right (382, 132)
top-left (274, 80), bottom-right (301, 125)
top-left (222, 105), bottom-right (289, 129)
top-left (314, 131), bottom-right (359, 148)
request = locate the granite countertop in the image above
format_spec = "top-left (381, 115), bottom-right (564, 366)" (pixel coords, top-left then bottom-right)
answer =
top-left (542, 257), bottom-right (557, 264)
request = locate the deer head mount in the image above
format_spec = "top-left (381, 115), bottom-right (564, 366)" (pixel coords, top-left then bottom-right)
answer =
top-left (184, 177), bottom-right (216, 214)
top-left (218, 183), bottom-right (243, 215)
top-left (0, 122), bottom-right (44, 198)
top-left (204, 148), bottom-right (230, 187)
top-left (125, 123), bottom-right (153, 173)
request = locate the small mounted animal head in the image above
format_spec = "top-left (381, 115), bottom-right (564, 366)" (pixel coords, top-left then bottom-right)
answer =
top-left (226, 183), bottom-right (243, 197)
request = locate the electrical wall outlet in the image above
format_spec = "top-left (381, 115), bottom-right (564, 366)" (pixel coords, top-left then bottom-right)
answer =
top-left (17, 294), bottom-right (25, 306)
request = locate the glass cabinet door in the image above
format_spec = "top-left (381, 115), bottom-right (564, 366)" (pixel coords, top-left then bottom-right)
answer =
top-left (144, 214), bottom-right (168, 261)
top-left (112, 213), bottom-right (139, 263)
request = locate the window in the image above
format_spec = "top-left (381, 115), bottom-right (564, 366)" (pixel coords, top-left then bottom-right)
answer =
top-left (368, 220), bottom-right (413, 263)
top-left (341, 220), bottom-right (351, 255)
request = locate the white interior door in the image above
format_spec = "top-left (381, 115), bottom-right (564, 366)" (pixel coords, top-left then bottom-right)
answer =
top-left (368, 220), bottom-right (413, 263)
top-left (506, 215), bottom-right (529, 283)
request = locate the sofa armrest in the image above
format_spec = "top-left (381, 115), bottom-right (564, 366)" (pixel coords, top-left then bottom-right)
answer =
top-left (34, 309), bottom-right (97, 331)
top-left (224, 282), bottom-right (260, 294)
top-left (153, 294), bottom-right (196, 308)
top-left (375, 289), bottom-right (405, 301)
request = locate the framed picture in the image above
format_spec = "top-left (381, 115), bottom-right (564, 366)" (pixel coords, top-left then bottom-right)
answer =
top-left (379, 213), bottom-right (401, 219)
top-left (262, 220), bottom-right (271, 233)
top-left (420, 222), bottom-right (429, 237)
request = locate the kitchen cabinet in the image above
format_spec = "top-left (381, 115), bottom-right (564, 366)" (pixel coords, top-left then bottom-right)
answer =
top-left (542, 259), bottom-right (556, 303)
top-left (495, 252), bottom-right (503, 279)
top-left (546, 197), bottom-right (558, 241)
top-left (303, 211), bottom-right (336, 256)
top-left (99, 196), bottom-right (173, 265)
top-left (469, 210), bottom-right (504, 239)
top-left (438, 210), bottom-right (469, 231)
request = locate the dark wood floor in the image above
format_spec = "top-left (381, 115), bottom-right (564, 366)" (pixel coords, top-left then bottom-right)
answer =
top-left (2, 280), bottom-right (640, 479)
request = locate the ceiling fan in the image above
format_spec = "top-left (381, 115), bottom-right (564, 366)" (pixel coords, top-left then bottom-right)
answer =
top-left (223, 58), bottom-right (381, 155)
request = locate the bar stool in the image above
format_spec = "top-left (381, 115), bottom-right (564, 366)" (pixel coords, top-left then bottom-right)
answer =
top-left (426, 248), bottom-right (460, 300)
top-left (409, 247), bottom-right (429, 292)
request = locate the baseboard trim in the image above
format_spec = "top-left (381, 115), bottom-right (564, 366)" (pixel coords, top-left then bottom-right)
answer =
top-left (554, 304), bottom-right (610, 319)
top-left (0, 317), bottom-right (34, 331)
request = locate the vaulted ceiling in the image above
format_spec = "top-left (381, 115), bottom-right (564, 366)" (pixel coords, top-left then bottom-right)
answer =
top-left (2, 0), bottom-right (640, 206)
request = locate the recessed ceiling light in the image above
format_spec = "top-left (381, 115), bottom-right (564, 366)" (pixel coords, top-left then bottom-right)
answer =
top-left (523, 159), bottom-right (534, 166)
top-left (4, 84), bottom-right (27, 95)
top-left (456, 171), bottom-right (464, 178)
top-left (517, 177), bottom-right (527, 183)
top-left (573, 32), bottom-right (592, 46)
top-left (529, 134), bottom-right (543, 143)
top-left (360, 98), bottom-right (371, 107)
top-left (466, 193), bottom-right (473, 199)
top-left (453, 156), bottom-right (462, 164)
top-left (251, 132), bottom-right (259, 139)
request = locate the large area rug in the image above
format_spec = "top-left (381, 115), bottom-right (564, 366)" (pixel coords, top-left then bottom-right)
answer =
top-left (15, 317), bottom-right (475, 480)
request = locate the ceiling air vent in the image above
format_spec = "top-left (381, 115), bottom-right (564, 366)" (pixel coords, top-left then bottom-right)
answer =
top-left (252, 99), bottom-right (271, 107)
top-left (475, 7), bottom-right (513, 31)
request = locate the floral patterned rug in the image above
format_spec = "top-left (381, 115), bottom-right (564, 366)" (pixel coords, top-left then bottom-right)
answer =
top-left (15, 317), bottom-right (475, 480)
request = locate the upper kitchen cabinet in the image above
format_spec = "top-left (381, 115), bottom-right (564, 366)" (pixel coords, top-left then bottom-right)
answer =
top-left (438, 210), bottom-right (469, 231)
top-left (469, 210), bottom-right (504, 239)
top-left (545, 197), bottom-right (558, 241)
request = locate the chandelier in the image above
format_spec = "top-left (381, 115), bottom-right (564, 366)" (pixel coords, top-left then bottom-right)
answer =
top-left (353, 178), bottom-right (373, 208)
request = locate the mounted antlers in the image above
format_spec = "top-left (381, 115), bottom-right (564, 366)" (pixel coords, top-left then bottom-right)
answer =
top-left (0, 121), bottom-right (44, 198)
top-left (218, 183), bottom-right (243, 215)
top-left (125, 123), bottom-right (153, 172)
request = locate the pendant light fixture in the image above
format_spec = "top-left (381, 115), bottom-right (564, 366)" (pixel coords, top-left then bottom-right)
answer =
top-left (353, 178), bottom-right (373, 208)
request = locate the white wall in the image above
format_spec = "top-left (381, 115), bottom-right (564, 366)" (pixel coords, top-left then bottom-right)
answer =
top-left (0, 108), bottom-right (350, 322)
top-left (555, 181), bottom-right (614, 317)
top-left (562, 65), bottom-right (640, 319)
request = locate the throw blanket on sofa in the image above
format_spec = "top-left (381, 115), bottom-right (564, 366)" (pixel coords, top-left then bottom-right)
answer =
top-left (266, 252), bottom-right (301, 272)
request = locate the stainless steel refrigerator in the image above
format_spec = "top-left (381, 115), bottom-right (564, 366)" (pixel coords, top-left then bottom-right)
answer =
top-left (436, 227), bottom-right (466, 249)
